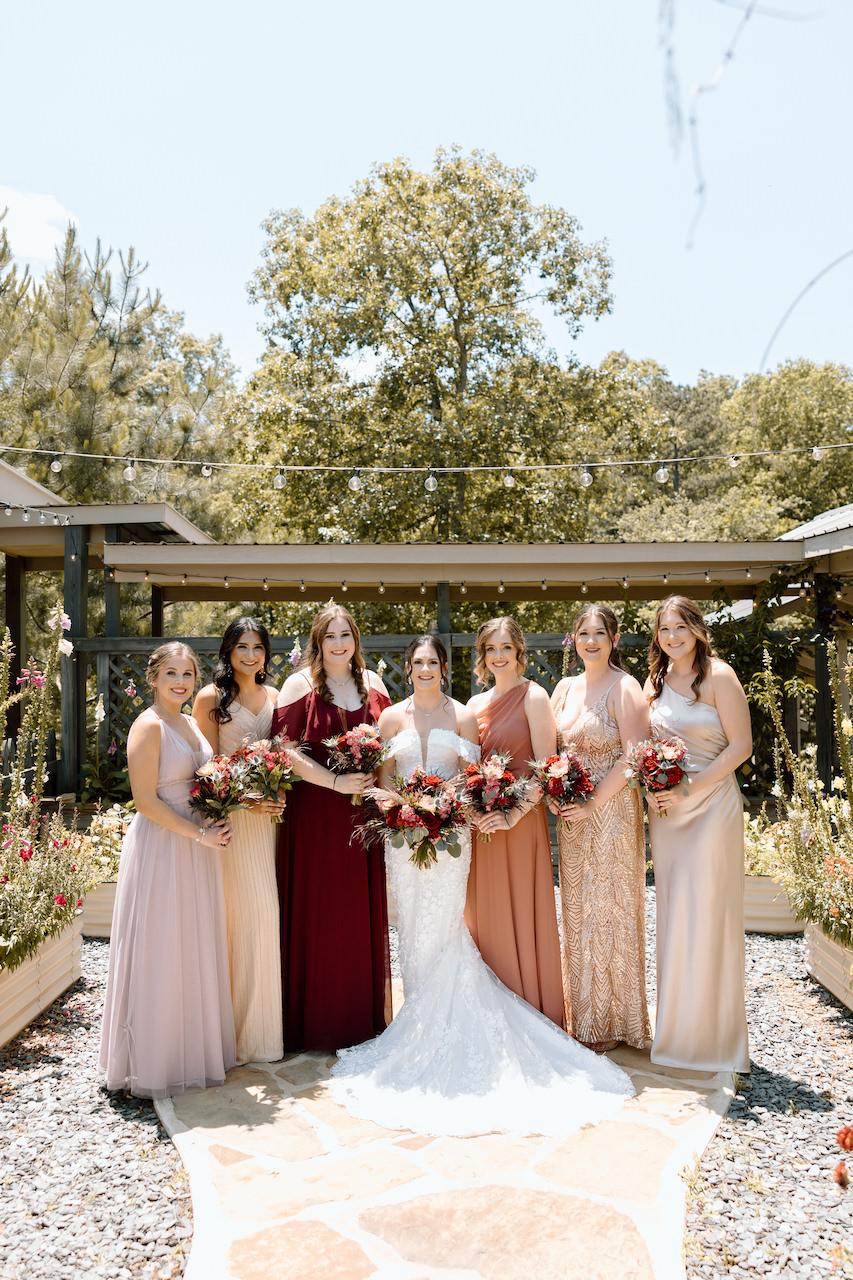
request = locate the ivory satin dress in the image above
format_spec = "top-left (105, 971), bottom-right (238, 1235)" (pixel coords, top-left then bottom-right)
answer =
top-left (649, 682), bottom-right (750, 1073)
top-left (554, 676), bottom-right (650, 1048)
top-left (218, 698), bottom-right (284, 1064)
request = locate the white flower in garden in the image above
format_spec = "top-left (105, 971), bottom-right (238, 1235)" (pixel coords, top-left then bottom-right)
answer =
top-left (376, 657), bottom-right (387, 675)
top-left (58, 637), bottom-right (73, 656)
top-left (842, 717), bottom-right (853, 738)
top-left (771, 783), bottom-right (782, 798)
top-left (94, 694), bottom-right (106, 725)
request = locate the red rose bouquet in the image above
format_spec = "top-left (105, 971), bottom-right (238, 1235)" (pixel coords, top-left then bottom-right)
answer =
top-left (528, 751), bottom-right (595, 831)
top-left (228, 736), bottom-right (296, 823)
top-left (359, 769), bottom-right (468, 869)
top-left (189, 756), bottom-right (246, 823)
top-left (458, 752), bottom-right (529, 843)
top-left (624, 737), bottom-right (689, 818)
top-left (322, 722), bottom-right (387, 806)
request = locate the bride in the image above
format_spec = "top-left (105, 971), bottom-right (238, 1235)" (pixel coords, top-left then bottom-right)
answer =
top-left (329, 635), bottom-right (634, 1138)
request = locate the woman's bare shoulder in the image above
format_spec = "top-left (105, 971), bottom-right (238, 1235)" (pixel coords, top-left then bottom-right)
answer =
top-left (276, 670), bottom-right (313, 707)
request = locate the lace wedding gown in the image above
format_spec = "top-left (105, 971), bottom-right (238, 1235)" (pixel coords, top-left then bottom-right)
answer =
top-left (330, 728), bottom-right (634, 1137)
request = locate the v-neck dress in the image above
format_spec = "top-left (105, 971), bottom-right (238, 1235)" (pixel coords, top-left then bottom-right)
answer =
top-left (272, 684), bottom-right (392, 1051)
top-left (218, 698), bottom-right (283, 1064)
top-left (99, 715), bottom-right (236, 1097)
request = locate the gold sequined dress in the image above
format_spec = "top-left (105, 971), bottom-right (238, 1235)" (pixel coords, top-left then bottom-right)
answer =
top-left (554, 677), bottom-right (651, 1048)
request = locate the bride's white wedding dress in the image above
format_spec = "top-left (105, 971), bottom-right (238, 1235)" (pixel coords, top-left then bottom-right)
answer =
top-left (329, 728), bottom-right (634, 1137)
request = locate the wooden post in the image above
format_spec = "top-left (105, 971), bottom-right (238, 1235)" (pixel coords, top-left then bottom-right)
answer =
top-left (437, 582), bottom-right (451, 635)
top-left (103, 524), bottom-right (120, 637)
top-left (4, 555), bottom-right (26, 737)
top-left (814, 574), bottom-right (835, 794)
top-left (60, 525), bottom-right (89, 794)
top-left (151, 586), bottom-right (164, 638)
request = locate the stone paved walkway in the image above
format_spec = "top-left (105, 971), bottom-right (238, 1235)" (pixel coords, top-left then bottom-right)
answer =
top-left (155, 986), bottom-right (734, 1280)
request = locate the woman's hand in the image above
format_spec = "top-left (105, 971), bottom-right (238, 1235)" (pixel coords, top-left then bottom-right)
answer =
top-left (561, 800), bottom-right (595, 825)
top-left (245, 796), bottom-right (286, 817)
top-left (477, 807), bottom-right (520, 837)
top-left (200, 819), bottom-right (232, 848)
top-left (647, 783), bottom-right (688, 814)
top-left (332, 771), bottom-right (373, 796)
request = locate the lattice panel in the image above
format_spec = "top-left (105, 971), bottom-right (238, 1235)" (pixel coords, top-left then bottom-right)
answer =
top-left (525, 647), bottom-right (566, 694)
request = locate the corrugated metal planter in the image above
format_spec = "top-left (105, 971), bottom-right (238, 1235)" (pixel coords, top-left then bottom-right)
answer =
top-left (81, 881), bottom-right (117, 938)
top-left (805, 923), bottom-right (853, 1013)
top-left (0, 919), bottom-right (83, 1049)
top-left (744, 874), bottom-right (804, 934)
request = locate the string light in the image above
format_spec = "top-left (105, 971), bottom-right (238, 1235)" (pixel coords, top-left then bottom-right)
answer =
top-left (541, 579), bottom-right (547, 591)
top-left (662, 573), bottom-right (669, 584)
top-left (622, 576), bottom-right (628, 589)
top-left (498, 581), bottom-right (505, 593)
top-left (581, 582), bottom-right (588, 594)
top-left (745, 567), bottom-right (752, 578)
top-left (654, 465), bottom-right (669, 484)
top-left (21, 508), bottom-right (29, 522)
top-left (812, 446), bottom-right (824, 461)
top-left (39, 511), bottom-right (46, 524)
top-left (419, 582), bottom-right (426, 594)
top-left (201, 464), bottom-right (213, 477)
top-left (728, 455), bottom-right (740, 468)
top-left (341, 581), bottom-right (348, 592)
top-left (144, 571), bottom-right (150, 582)
top-left (224, 576), bottom-right (229, 588)
top-left (52, 514), bottom-right (59, 525)
top-left (4, 506), bottom-right (10, 516)
top-left (836, 588), bottom-right (843, 600)
top-left (63, 515), bottom-right (71, 525)
top-left (503, 468), bottom-right (516, 488)
top-left (300, 580), bottom-right (306, 592)
top-left (122, 459), bottom-right (137, 482)
top-left (263, 578), bottom-right (269, 591)
top-left (459, 582), bottom-right (467, 595)
top-left (347, 470), bottom-right (362, 492)
top-left (378, 582), bottom-right (385, 594)
top-left (704, 570), bottom-right (711, 583)
top-left (181, 573), bottom-right (187, 585)
top-left (50, 455), bottom-right (62, 473)
top-left (579, 467), bottom-right (594, 488)
top-left (273, 469), bottom-right (286, 490)
top-left (425, 471), bottom-right (438, 493)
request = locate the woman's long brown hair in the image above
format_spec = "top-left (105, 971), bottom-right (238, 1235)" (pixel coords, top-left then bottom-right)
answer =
top-left (569, 604), bottom-right (624, 672)
top-left (300, 605), bottom-right (369, 706)
top-left (648, 595), bottom-right (714, 703)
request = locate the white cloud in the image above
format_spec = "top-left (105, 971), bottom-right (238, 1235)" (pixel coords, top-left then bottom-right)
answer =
top-left (0, 186), bottom-right (77, 261)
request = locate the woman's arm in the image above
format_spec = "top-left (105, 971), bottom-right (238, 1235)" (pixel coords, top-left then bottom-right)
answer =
top-left (562, 675), bottom-right (649, 824)
top-left (376, 704), bottom-right (402, 790)
top-left (191, 685), bottom-right (221, 753)
top-left (128, 715), bottom-right (231, 848)
top-left (478, 684), bottom-right (556, 836)
top-left (273, 672), bottom-right (373, 796)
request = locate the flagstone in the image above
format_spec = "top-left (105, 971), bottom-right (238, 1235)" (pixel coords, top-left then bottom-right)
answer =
top-left (274, 1053), bottom-right (333, 1088)
top-left (535, 1120), bottom-right (675, 1203)
top-left (228, 1220), bottom-right (375, 1280)
top-left (622, 1074), bottom-right (717, 1126)
top-left (170, 1070), bottom-right (325, 1162)
top-left (208, 1144), bottom-right (252, 1167)
top-left (420, 1133), bottom-right (548, 1180)
top-left (212, 1148), bottom-right (427, 1219)
top-left (606, 1043), bottom-right (717, 1085)
top-left (292, 1086), bottom-right (411, 1145)
top-left (360, 1186), bottom-right (655, 1280)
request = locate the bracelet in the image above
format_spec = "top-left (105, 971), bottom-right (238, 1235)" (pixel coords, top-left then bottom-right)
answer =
top-left (195, 826), bottom-right (205, 843)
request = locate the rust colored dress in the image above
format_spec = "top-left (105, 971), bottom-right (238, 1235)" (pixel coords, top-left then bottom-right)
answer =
top-left (272, 684), bottom-right (392, 1051)
top-left (554, 677), bottom-right (651, 1048)
top-left (464, 681), bottom-right (565, 1028)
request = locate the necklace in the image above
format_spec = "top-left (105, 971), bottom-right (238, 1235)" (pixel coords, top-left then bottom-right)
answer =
top-left (327, 672), bottom-right (353, 687)
top-left (410, 695), bottom-right (445, 720)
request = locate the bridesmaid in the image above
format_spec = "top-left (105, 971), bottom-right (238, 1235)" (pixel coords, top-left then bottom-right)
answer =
top-left (272, 604), bottom-right (392, 1050)
top-left (644, 595), bottom-right (752, 1073)
top-left (550, 605), bottom-right (651, 1051)
top-left (100, 643), bottom-right (236, 1097)
top-left (464, 616), bottom-right (565, 1027)
top-left (193, 618), bottom-right (284, 1064)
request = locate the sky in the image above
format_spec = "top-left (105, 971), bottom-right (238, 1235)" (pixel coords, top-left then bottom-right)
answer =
top-left (2, 0), bottom-right (851, 387)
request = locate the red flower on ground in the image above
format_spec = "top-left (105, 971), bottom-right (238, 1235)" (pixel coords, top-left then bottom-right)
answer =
top-left (832, 1161), bottom-right (849, 1188)
top-left (837, 1125), bottom-right (853, 1153)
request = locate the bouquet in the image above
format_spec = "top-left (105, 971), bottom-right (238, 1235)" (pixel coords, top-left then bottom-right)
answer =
top-left (528, 751), bottom-right (595, 831)
top-left (458, 752), bottom-right (529, 842)
top-left (624, 737), bottom-right (689, 818)
top-left (322, 722), bottom-right (387, 806)
top-left (228, 736), bottom-right (296, 823)
top-left (359, 770), bottom-right (468, 869)
top-left (189, 756), bottom-right (246, 824)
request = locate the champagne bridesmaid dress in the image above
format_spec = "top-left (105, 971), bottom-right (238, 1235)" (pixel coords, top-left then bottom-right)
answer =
top-left (218, 696), bottom-right (284, 1064)
top-left (554, 676), bottom-right (650, 1048)
top-left (464, 682), bottom-right (565, 1027)
top-left (649, 683), bottom-right (750, 1072)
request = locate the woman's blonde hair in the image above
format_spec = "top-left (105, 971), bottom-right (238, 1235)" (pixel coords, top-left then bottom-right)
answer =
top-left (300, 604), bottom-right (369, 706)
top-left (146, 642), bottom-right (200, 692)
top-left (473, 616), bottom-right (526, 687)
top-left (648, 595), bottom-right (714, 703)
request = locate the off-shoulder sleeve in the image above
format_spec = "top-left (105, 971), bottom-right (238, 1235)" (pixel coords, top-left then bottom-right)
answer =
top-left (272, 693), bottom-right (309, 745)
top-left (457, 738), bottom-right (480, 764)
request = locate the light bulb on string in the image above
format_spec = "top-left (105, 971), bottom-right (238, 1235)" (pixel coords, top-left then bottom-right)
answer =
top-left (745, 567), bottom-right (752, 579)
top-left (622, 576), bottom-right (628, 590)
top-left (728, 455), bottom-right (740, 469)
top-left (503, 468), bottom-right (516, 488)
top-left (39, 511), bottom-right (47, 524)
top-left (341, 581), bottom-right (348, 593)
top-left (144, 571), bottom-right (150, 582)
top-left (662, 573), bottom-right (669, 584)
top-left (123, 459), bottom-right (137, 482)
top-left (273, 468), bottom-right (286, 490)
top-left (63, 515), bottom-right (71, 525)
top-left (459, 582), bottom-right (467, 595)
top-left (21, 508), bottom-right (29, 522)
top-left (224, 576), bottom-right (229, 589)
top-left (52, 514), bottom-right (59, 525)
top-left (181, 574), bottom-right (187, 585)
top-left (498, 581), bottom-right (505, 594)
top-left (654, 465), bottom-right (669, 484)
top-left (581, 582), bottom-right (588, 595)
top-left (836, 588), bottom-right (843, 600)
top-left (541, 580), bottom-right (547, 592)
top-left (704, 570), bottom-right (711, 583)
top-left (263, 579), bottom-right (269, 591)
top-left (579, 467), bottom-right (593, 488)
top-left (300, 580), bottom-right (306, 592)
top-left (424, 471), bottom-right (438, 493)
top-left (201, 464), bottom-right (213, 478)
top-left (419, 582), bottom-right (426, 595)
top-left (378, 582), bottom-right (385, 594)
top-left (4, 506), bottom-right (11, 516)
top-left (50, 455), bottom-right (62, 473)
top-left (347, 470), bottom-right (362, 492)
top-left (812, 446), bottom-right (824, 461)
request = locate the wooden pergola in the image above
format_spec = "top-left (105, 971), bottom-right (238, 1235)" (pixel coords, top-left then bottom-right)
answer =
top-left (1, 466), bottom-right (851, 794)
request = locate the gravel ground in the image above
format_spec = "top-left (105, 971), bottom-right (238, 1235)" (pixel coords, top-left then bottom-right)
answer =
top-left (1, 896), bottom-right (851, 1279)
top-left (0, 939), bottom-right (192, 1280)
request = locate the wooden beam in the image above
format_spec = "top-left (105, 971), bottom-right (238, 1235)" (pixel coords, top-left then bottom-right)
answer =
top-left (4, 556), bottom-right (26, 736)
top-left (151, 585), bottom-right (164, 637)
top-left (103, 525), bottom-right (120, 638)
top-left (60, 525), bottom-right (89, 794)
